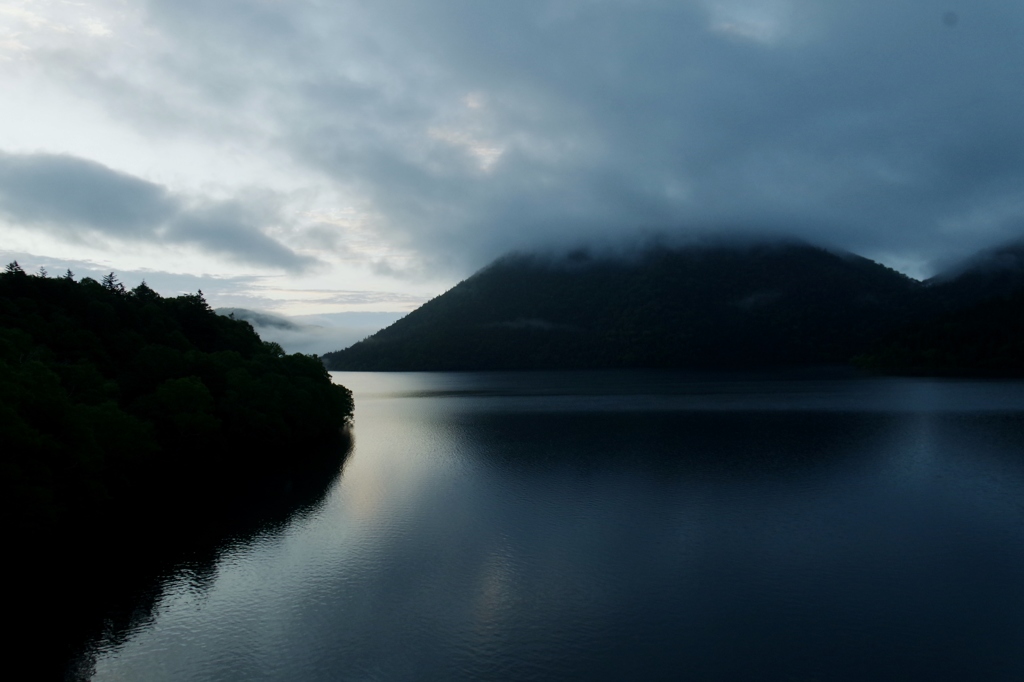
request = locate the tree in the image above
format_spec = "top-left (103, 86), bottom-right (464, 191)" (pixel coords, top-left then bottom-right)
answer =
top-left (101, 272), bottom-right (125, 294)
top-left (263, 341), bottom-right (286, 358)
top-left (4, 261), bottom-right (25, 275)
top-left (63, 269), bottom-right (75, 281)
top-left (131, 280), bottom-right (159, 302)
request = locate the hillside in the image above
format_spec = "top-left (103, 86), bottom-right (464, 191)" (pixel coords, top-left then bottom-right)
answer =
top-left (856, 241), bottom-right (1024, 376)
top-left (323, 241), bottom-right (929, 371)
top-left (855, 289), bottom-right (1024, 376)
top-left (0, 263), bottom-right (354, 540)
top-left (925, 240), bottom-right (1024, 308)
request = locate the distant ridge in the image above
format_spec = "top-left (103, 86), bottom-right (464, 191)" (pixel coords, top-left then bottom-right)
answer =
top-left (323, 240), bottom-right (932, 371)
top-left (926, 239), bottom-right (1024, 308)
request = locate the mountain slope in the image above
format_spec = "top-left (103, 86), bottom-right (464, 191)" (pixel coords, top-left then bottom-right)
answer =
top-left (926, 239), bottom-right (1024, 308)
top-left (855, 288), bottom-right (1024, 376)
top-left (324, 241), bottom-right (927, 371)
top-left (856, 241), bottom-right (1024, 376)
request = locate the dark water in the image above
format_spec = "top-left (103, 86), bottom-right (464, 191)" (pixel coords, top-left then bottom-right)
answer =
top-left (78, 371), bottom-right (1024, 681)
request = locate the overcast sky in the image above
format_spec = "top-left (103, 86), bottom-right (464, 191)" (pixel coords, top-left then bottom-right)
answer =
top-left (2, 0), bottom-right (1023, 316)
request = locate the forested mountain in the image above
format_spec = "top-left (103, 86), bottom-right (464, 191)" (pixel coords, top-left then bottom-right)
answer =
top-left (925, 240), bottom-right (1024, 308)
top-left (856, 241), bottom-right (1024, 376)
top-left (0, 263), bottom-right (353, 541)
top-left (855, 289), bottom-right (1024, 376)
top-left (323, 241), bottom-right (930, 371)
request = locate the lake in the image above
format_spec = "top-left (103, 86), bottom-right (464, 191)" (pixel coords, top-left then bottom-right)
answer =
top-left (76, 371), bottom-right (1024, 681)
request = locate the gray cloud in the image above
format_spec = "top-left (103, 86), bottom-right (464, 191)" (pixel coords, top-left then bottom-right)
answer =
top-left (28, 0), bottom-right (1024, 276)
top-left (0, 152), bottom-right (173, 235)
top-left (0, 152), bottom-right (316, 272)
top-left (314, 290), bottom-right (428, 306)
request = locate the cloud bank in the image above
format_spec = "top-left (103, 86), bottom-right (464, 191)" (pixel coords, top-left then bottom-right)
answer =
top-left (5, 0), bottom-right (1024, 278)
top-left (0, 152), bottom-right (315, 271)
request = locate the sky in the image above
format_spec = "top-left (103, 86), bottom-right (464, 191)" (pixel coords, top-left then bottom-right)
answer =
top-left (2, 0), bottom-right (1023, 339)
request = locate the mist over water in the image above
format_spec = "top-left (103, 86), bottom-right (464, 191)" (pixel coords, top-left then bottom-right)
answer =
top-left (79, 372), bottom-right (1024, 681)
top-left (215, 309), bottom-right (405, 355)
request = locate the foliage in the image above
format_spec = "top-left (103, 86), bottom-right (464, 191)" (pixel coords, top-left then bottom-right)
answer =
top-left (0, 265), bottom-right (353, 540)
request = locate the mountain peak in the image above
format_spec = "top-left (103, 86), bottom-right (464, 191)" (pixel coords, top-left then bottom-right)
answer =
top-left (323, 241), bottom-right (923, 371)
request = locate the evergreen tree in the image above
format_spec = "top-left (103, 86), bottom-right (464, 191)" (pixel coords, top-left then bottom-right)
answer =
top-left (131, 280), bottom-right (159, 302)
top-left (101, 272), bottom-right (125, 293)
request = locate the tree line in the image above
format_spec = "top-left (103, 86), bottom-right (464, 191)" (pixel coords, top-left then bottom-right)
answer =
top-left (1, 262), bottom-right (353, 542)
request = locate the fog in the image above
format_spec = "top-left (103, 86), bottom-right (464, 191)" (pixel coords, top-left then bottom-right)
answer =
top-left (216, 309), bottom-right (404, 355)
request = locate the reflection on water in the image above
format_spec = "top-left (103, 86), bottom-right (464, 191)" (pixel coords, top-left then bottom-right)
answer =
top-left (61, 438), bottom-right (352, 682)
top-left (80, 372), bottom-right (1024, 681)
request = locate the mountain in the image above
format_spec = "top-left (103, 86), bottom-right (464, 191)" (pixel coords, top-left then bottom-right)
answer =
top-left (855, 241), bottom-right (1024, 376)
top-left (925, 239), bottom-right (1024, 308)
top-left (855, 289), bottom-right (1024, 376)
top-left (323, 240), bottom-right (929, 371)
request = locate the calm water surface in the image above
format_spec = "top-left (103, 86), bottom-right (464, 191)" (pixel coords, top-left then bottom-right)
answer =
top-left (81, 372), bottom-right (1024, 681)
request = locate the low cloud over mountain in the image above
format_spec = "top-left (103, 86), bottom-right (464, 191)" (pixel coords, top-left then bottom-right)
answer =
top-left (217, 308), bottom-right (403, 356)
top-left (4, 0), bottom-right (1024, 293)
